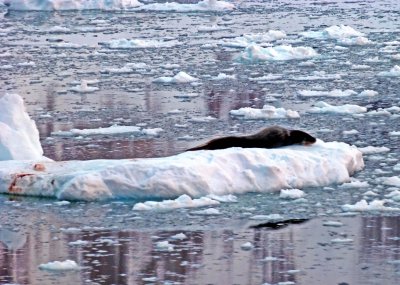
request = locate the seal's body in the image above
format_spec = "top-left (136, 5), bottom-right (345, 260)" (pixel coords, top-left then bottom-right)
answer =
top-left (187, 126), bottom-right (316, 151)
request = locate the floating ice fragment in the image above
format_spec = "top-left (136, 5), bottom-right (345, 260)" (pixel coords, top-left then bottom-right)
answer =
top-left (249, 214), bottom-right (284, 220)
top-left (358, 146), bottom-right (390, 154)
top-left (262, 256), bottom-right (279, 261)
top-left (280, 189), bottom-right (305, 199)
top-left (220, 30), bottom-right (286, 48)
top-left (68, 240), bottom-right (89, 246)
top-left (298, 89), bottom-right (356, 97)
top-left (343, 129), bottom-right (359, 135)
top-left (211, 73), bottom-right (236, 80)
top-left (323, 221), bottom-right (343, 227)
top-left (308, 101), bottom-right (367, 114)
top-left (106, 38), bottom-right (180, 49)
top-left (338, 180), bottom-right (369, 189)
top-left (378, 65), bottom-right (400, 77)
top-left (230, 105), bottom-right (300, 119)
top-left (189, 116), bottom-right (217, 123)
top-left (301, 25), bottom-right (364, 39)
top-left (156, 241), bottom-right (174, 251)
top-left (69, 80), bottom-right (99, 93)
top-left (39, 260), bottom-right (80, 271)
top-left (240, 242), bottom-right (254, 250)
top-left (153, 71), bottom-right (198, 83)
top-left (381, 176), bottom-right (400, 187)
top-left (206, 194), bottom-right (238, 203)
top-left (331, 238), bottom-right (353, 243)
top-left (338, 36), bottom-right (372, 46)
top-left (170, 233), bottom-right (187, 240)
top-left (358, 90), bottom-right (378, 97)
top-left (342, 199), bottom-right (400, 212)
top-left (133, 195), bottom-right (220, 211)
top-left (239, 44), bottom-right (317, 62)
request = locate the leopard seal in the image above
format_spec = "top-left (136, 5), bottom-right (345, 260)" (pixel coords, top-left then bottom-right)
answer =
top-left (187, 126), bottom-right (316, 151)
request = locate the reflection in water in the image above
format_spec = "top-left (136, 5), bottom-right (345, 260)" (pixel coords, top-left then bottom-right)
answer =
top-left (1, 216), bottom-right (400, 285)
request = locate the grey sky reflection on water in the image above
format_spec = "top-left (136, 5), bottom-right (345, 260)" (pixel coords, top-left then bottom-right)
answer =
top-left (1, 216), bottom-right (400, 285)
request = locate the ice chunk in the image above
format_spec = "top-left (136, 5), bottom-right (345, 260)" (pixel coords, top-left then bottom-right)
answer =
top-left (230, 105), bottom-right (300, 119)
top-left (133, 194), bottom-right (220, 211)
top-left (153, 71), bottom-right (198, 83)
top-left (337, 36), bottom-right (372, 46)
top-left (298, 89), bottom-right (356, 97)
top-left (239, 44), bottom-right (318, 62)
top-left (378, 65), bottom-right (400, 77)
top-left (106, 38), bottom-right (180, 49)
top-left (308, 101), bottom-right (367, 114)
top-left (279, 189), bottom-right (305, 199)
top-left (358, 146), bottom-right (390, 154)
top-left (301, 25), bottom-right (364, 39)
top-left (342, 199), bottom-right (400, 211)
top-left (39, 260), bottom-right (80, 271)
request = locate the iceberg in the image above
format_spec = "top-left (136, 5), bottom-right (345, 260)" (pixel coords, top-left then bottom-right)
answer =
top-left (0, 94), bottom-right (47, 161)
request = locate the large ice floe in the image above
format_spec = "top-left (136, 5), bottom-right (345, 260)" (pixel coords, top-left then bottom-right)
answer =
top-left (0, 94), bottom-right (364, 201)
top-left (0, 0), bottom-right (143, 10)
top-left (239, 44), bottom-right (318, 62)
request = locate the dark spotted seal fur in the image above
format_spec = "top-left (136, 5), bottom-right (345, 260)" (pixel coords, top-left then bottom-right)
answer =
top-left (187, 126), bottom-right (316, 151)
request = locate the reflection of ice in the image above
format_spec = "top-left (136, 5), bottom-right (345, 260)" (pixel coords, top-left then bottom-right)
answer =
top-left (0, 228), bottom-right (27, 250)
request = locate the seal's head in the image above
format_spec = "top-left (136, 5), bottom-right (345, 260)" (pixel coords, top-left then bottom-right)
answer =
top-left (289, 130), bottom-right (317, 146)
